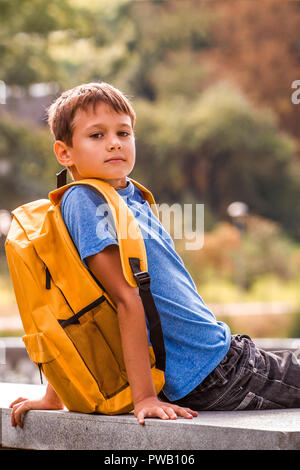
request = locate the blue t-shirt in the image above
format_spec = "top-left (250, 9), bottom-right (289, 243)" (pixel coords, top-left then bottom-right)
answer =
top-left (61, 177), bottom-right (231, 401)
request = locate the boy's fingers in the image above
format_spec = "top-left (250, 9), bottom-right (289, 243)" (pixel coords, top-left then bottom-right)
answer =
top-left (11, 403), bottom-right (23, 428)
top-left (161, 406), bottom-right (177, 419)
top-left (166, 405), bottom-right (197, 419)
top-left (11, 400), bottom-right (32, 428)
top-left (9, 397), bottom-right (27, 408)
top-left (136, 404), bottom-right (197, 425)
top-left (137, 406), bottom-right (170, 424)
top-left (137, 410), bottom-right (145, 425)
top-left (186, 408), bottom-right (198, 416)
top-left (180, 407), bottom-right (198, 417)
top-left (181, 409), bottom-right (194, 419)
top-left (10, 402), bottom-right (24, 427)
top-left (156, 407), bottom-right (171, 420)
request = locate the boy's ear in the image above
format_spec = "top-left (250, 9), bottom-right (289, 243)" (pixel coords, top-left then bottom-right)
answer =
top-left (54, 140), bottom-right (74, 167)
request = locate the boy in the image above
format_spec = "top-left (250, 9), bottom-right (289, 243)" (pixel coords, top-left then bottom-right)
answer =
top-left (10, 83), bottom-right (300, 428)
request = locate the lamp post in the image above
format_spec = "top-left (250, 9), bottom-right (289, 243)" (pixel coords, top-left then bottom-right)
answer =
top-left (227, 202), bottom-right (249, 290)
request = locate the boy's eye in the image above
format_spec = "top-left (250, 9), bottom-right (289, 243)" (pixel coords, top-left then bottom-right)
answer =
top-left (90, 133), bottom-right (103, 139)
top-left (90, 131), bottom-right (130, 138)
top-left (118, 131), bottom-right (129, 137)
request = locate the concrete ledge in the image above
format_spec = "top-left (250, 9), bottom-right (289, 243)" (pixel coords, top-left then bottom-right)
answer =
top-left (1, 383), bottom-right (300, 450)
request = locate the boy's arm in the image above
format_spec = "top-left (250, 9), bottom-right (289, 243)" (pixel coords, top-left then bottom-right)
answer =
top-left (86, 245), bottom-right (197, 424)
top-left (10, 382), bottom-right (64, 428)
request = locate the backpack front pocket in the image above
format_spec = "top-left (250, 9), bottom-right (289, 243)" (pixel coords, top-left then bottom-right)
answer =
top-left (22, 332), bottom-right (61, 384)
top-left (60, 298), bottom-right (129, 399)
top-left (23, 332), bottom-right (60, 364)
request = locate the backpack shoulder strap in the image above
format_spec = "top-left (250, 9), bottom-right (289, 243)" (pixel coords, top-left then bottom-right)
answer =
top-left (128, 178), bottom-right (159, 219)
top-left (49, 178), bottom-right (147, 288)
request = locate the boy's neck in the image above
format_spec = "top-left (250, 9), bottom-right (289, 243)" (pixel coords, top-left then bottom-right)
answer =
top-left (73, 174), bottom-right (128, 190)
top-left (108, 177), bottom-right (128, 190)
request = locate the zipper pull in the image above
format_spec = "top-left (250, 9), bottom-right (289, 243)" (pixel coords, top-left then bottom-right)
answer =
top-left (38, 363), bottom-right (43, 384)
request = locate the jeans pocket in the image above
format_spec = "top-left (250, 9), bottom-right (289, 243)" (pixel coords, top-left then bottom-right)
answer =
top-left (234, 391), bottom-right (285, 410)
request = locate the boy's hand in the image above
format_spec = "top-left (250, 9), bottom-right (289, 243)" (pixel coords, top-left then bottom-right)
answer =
top-left (134, 396), bottom-right (198, 425)
top-left (9, 384), bottom-right (64, 428)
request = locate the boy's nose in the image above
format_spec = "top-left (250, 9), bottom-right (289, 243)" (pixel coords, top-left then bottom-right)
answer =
top-left (107, 141), bottom-right (121, 151)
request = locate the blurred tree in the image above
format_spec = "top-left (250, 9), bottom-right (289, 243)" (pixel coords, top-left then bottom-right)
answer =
top-left (0, 114), bottom-right (58, 209)
top-left (0, 0), bottom-right (137, 88)
top-left (204, 0), bottom-right (300, 143)
top-left (134, 82), bottom-right (300, 239)
top-left (0, 0), bottom-right (215, 203)
top-left (0, 0), bottom-right (136, 209)
top-left (0, 0), bottom-right (76, 86)
top-left (1, 0), bottom-right (300, 245)
top-left (242, 215), bottom-right (299, 285)
top-left (175, 214), bottom-right (300, 289)
top-left (121, 0), bottom-right (214, 99)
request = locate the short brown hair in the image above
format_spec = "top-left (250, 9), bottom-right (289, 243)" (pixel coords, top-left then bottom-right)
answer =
top-left (47, 82), bottom-right (136, 147)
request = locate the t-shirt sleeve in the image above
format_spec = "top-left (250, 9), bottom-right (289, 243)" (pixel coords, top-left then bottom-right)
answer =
top-left (60, 186), bottom-right (118, 267)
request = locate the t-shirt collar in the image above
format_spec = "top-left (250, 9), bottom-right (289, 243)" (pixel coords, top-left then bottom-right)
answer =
top-left (116, 176), bottom-right (134, 199)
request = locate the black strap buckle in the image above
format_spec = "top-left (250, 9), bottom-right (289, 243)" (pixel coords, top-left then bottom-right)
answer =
top-left (133, 271), bottom-right (151, 289)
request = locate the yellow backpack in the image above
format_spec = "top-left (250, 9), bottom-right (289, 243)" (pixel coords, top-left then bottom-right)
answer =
top-left (5, 169), bottom-right (165, 415)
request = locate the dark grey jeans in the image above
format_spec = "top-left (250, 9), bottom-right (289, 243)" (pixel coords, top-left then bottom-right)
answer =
top-left (159, 334), bottom-right (300, 410)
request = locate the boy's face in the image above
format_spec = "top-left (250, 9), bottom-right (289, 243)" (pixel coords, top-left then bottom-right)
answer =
top-left (55, 102), bottom-right (135, 188)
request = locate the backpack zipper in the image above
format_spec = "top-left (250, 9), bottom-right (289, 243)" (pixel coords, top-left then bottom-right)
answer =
top-left (44, 264), bottom-right (51, 289)
top-left (38, 363), bottom-right (43, 384)
top-left (44, 263), bottom-right (74, 314)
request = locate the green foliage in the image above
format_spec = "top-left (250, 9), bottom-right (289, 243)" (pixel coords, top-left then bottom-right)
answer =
top-left (0, 0), bottom-right (134, 87)
top-left (288, 310), bottom-right (300, 338)
top-left (242, 216), bottom-right (300, 285)
top-left (0, 0), bottom-right (214, 93)
top-left (0, 329), bottom-right (23, 337)
top-left (245, 275), bottom-right (300, 303)
top-left (0, 0), bottom-right (76, 86)
top-left (0, 0), bottom-right (300, 340)
top-left (197, 279), bottom-right (244, 304)
top-left (122, 1), bottom-right (214, 100)
top-left (176, 213), bottom-right (300, 294)
top-left (0, 114), bottom-right (59, 210)
top-left (0, 1), bottom-right (300, 273)
top-left (133, 82), bottom-right (299, 240)
top-left (2, 0), bottom-right (299, 242)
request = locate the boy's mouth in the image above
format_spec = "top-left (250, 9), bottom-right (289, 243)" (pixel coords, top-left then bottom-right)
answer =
top-left (105, 156), bottom-right (126, 163)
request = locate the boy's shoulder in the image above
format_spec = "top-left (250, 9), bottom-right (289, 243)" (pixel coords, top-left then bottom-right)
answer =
top-left (60, 180), bottom-right (146, 217)
top-left (61, 184), bottom-right (105, 208)
top-left (60, 185), bottom-right (108, 225)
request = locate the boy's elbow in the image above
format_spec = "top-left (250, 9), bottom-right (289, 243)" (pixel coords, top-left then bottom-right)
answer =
top-left (115, 287), bottom-right (142, 313)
